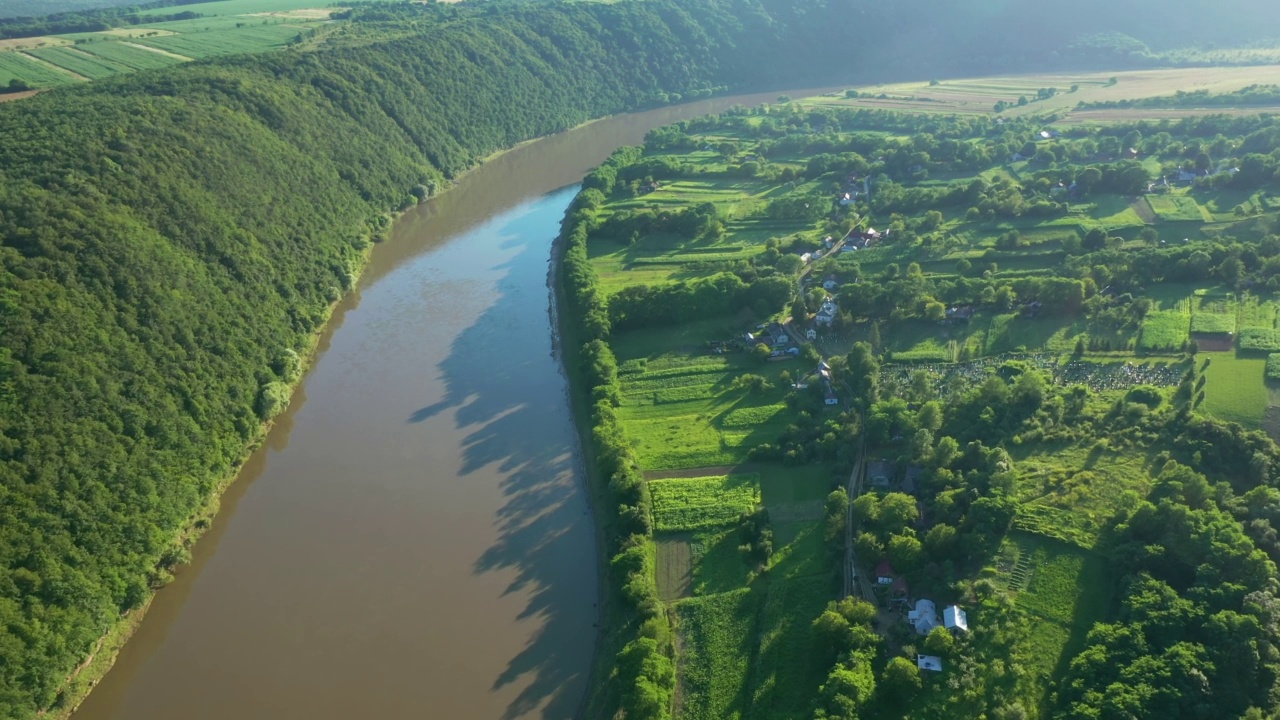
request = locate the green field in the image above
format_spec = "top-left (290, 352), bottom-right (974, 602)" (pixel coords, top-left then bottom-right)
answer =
top-left (27, 46), bottom-right (130, 79)
top-left (1012, 442), bottom-right (1152, 548)
top-left (134, 24), bottom-right (306, 58)
top-left (675, 589), bottom-right (759, 720)
top-left (615, 352), bottom-right (801, 471)
top-left (1145, 194), bottom-right (1209, 222)
top-left (1001, 533), bottom-right (1110, 688)
top-left (1139, 310), bottom-right (1190, 351)
top-left (650, 474), bottom-right (761, 531)
top-left (137, 0), bottom-right (337, 17)
top-left (0, 52), bottom-right (78, 86)
top-left (1190, 293), bottom-right (1237, 334)
top-left (1201, 352), bottom-right (1268, 426)
top-left (76, 41), bottom-right (186, 70)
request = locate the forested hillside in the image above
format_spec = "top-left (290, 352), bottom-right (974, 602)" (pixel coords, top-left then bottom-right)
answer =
top-left (2, 0), bottom-right (1280, 718)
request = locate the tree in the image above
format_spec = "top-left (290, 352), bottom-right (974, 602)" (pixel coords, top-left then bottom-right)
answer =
top-left (791, 299), bottom-right (808, 324)
top-left (924, 300), bottom-right (946, 322)
top-left (881, 656), bottom-right (922, 696)
top-left (887, 533), bottom-right (923, 572)
top-left (846, 342), bottom-right (880, 407)
top-left (1076, 167), bottom-right (1103, 194)
top-left (825, 488), bottom-right (849, 545)
top-left (817, 653), bottom-right (876, 719)
top-left (923, 626), bottom-right (955, 656)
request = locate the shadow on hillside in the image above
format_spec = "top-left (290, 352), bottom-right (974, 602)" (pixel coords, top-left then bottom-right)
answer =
top-left (406, 185), bottom-right (595, 720)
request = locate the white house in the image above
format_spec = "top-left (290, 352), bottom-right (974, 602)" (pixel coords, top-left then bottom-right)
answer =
top-left (917, 655), bottom-right (943, 672)
top-left (805, 328), bottom-right (817, 341)
top-left (908, 599), bottom-right (939, 636)
top-left (943, 605), bottom-right (969, 633)
top-left (815, 301), bottom-right (839, 327)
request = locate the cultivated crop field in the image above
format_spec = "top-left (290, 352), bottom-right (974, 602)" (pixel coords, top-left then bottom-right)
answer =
top-left (134, 24), bottom-right (306, 58)
top-left (616, 353), bottom-right (799, 471)
top-left (27, 46), bottom-right (129, 79)
top-left (77, 41), bottom-right (185, 70)
top-left (1145, 194), bottom-right (1209, 222)
top-left (0, 52), bottom-right (76, 86)
top-left (804, 66), bottom-right (1280, 120)
top-left (650, 474), bottom-right (761, 531)
top-left (0, 0), bottom-right (330, 88)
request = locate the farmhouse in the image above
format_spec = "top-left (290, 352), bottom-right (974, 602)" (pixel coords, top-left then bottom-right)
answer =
top-left (815, 300), bottom-right (839, 327)
top-left (917, 655), bottom-right (943, 672)
top-left (944, 605), bottom-right (969, 633)
top-left (875, 559), bottom-right (896, 585)
top-left (909, 599), bottom-right (940, 635)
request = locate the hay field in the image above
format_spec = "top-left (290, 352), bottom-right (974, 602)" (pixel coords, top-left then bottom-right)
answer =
top-left (805, 66), bottom-right (1280, 120)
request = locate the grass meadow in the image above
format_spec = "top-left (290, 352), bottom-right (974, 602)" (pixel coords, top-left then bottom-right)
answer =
top-left (1201, 352), bottom-right (1268, 426)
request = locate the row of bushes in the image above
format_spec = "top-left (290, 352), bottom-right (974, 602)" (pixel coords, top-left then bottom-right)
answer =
top-left (561, 149), bottom-right (675, 720)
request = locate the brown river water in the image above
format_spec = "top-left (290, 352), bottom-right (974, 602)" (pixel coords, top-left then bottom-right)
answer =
top-left (71, 86), bottom-right (838, 720)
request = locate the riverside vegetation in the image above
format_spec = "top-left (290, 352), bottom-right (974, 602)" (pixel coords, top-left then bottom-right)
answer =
top-left (560, 86), bottom-right (1280, 719)
top-left (3, 0), bottom-right (1280, 717)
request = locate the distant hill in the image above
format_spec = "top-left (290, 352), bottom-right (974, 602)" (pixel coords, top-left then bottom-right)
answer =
top-left (0, 0), bottom-right (142, 20)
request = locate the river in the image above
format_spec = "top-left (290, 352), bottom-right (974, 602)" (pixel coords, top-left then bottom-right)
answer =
top-left (71, 86), bottom-right (839, 720)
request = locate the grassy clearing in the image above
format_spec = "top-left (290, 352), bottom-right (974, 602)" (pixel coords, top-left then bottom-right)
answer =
top-left (1201, 352), bottom-right (1268, 427)
top-left (1010, 442), bottom-right (1152, 548)
top-left (1000, 533), bottom-right (1110, 685)
top-left (650, 474), bottom-right (761, 532)
top-left (27, 46), bottom-right (129, 79)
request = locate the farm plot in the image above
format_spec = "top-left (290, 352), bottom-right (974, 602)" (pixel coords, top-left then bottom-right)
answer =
top-left (649, 474), bottom-right (761, 531)
top-left (1241, 328), bottom-right (1280, 352)
top-left (1201, 352), bottom-right (1267, 427)
top-left (137, 0), bottom-right (340, 17)
top-left (618, 352), bottom-right (797, 470)
top-left (0, 52), bottom-right (78, 86)
top-left (1190, 293), bottom-right (1237, 334)
top-left (27, 46), bottom-right (129, 79)
top-left (1238, 293), bottom-right (1278, 330)
top-left (78, 41), bottom-right (186, 70)
top-left (675, 589), bottom-right (760, 720)
top-left (1145, 194), bottom-right (1209, 222)
top-left (134, 23), bottom-right (306, 57)
top-left (1139, 311), bottom-right (1189, 352)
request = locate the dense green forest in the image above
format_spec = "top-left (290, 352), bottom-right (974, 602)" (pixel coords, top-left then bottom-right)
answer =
top-left (2, 0), bottom-right (1280, 717)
